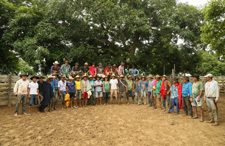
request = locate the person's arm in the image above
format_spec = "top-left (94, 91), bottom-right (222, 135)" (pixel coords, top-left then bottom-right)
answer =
top-left (215, 81), bottom-right (219, 102)
top-left (14, 81), bottom-right (19, 95)
top-left (51, 66), bottom-right (53, 74)
top-left (167, 81), bottom-right (171, 94)
top-left (58, 67), bottom-right (61, 74)
top-left (28, 87), bottom-right (31, 99)
top-left (103, 83), bottom-right (105, 92)
top-left (198, 83), bottom-right (203, 102)
top-left (189, 83), bottom-right (193, 102)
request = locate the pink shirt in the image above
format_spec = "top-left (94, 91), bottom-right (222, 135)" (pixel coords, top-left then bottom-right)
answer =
top-left (118, 65), bottom-right (124, 75)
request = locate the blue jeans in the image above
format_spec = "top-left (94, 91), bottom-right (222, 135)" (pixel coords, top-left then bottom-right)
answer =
top-left (104, 92), bottom-right (109, 104)
top-left (148, 91), bottom-right (152, 106)
top-left (135, 92), bottom-right (139, 104)
top-left (127, 90), bottom-right (134, 102)
top-left (140, 91), bottom-right (147, 104)
top-left (28, 94), bottom-right (38, 107)
top-left (60, 91), bottom-right (66, 102)
top-left (169, 97), bottom-right (179, 113)
top-left (15, 94), bottom-right (27, 114)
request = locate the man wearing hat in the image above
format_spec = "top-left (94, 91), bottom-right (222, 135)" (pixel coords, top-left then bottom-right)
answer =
top-left (118, 75), bottom-right (128, 104)
top-left (139, 75), bottom-right (148, 105)
top-left (81, 74), bottom-right (91, 106)
top-left (13, 73), bottom-right (29, 116)
top-left (94, 75), bottom-right (103, 105)
top-left (109, 73), bottom-right (118, 104)
top-left (134, 76), bottom-right (140, 104)
top-left (38, 75), bottom-right (45, 105)
top-left (104, 64), bottom-right (111, 77)
top-left (60, 60), bottom-right (71, 78)
top-left (112, 64), bottom-right (118, 75)
top-left (58, 75), bottom-right (67, 109)
top-left (88, 75), bottom-right (95, 105)
top-left (191, 74), bottom-right (204, 121)
top-left (71, 63), bottom-right (82, 77)
top-left (51, 61), bottom-right (61, 75)
top-left (51, 74), bottom-right (59, 110)
top-left (160, 75), bottom-right (171, 110)
top-left (75, 75), bottom-right (82, 107)
top-left (28, 75), bottom-right (39, 114)
top-left (182, 76), bottom-right (193, 117)
top-left (96, 63), bottom-right (104, 77)
top-left (204, 74), bottom-right (219, 126)
top-left (148, 75), bottom-right (154, 106)
top-left (126, 75), bottom-right (134, 104)
top-left (81, 62), bottom-right (90, 76)
top-left (152, 75), bottom-right (162, 108)
top-left (66, 76), bottom-right (77, 108)
top-left (38, 75), bottom-right (54, 112)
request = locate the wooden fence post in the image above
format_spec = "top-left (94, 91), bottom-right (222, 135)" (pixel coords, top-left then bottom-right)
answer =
top-left (8, 74), bottom-right (12, 107)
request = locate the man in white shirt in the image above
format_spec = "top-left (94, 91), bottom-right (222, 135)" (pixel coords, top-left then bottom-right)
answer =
top-left (28, 75), bottom-right (39, 114)
top-left (13, 73), bottom-right (30, 116)
top-left (204, 74), bottom-right (219, 126)
top-left (109, 74), bottom-right (118, 104)
top-left (58, 76), bottom-right (67, 109)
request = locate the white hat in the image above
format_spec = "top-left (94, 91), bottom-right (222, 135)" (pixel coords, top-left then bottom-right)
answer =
top-left (68, 76), bottom-right (74, 80)
top-left (148, 74), bottom-right (153, 78)
top-left (47, 75), bottom-right (54, 79)
top-left (204, 74), bottom-right (213, 78)
top-left (84, 62), bottom-right (88, 65)
top-left (75, 75), bottom-right (80, 78)
top-left (120, 75), bottom-right (124, 78)
top-left (53, 61), bottom-right (59, 65)
top-left (112, 73), bottom-right (116, 77)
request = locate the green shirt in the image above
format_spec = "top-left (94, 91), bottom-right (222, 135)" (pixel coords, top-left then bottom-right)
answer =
top-left (125, 69), bottom-right (129, 75)
top-left (126, 80), bottom-right (133, 90)
top-left (103, 81), bottom-right (110, 92)
top-left (192, 81), bottom-right (203, 98)
top-left (154, 80), bottom-right (162, 94)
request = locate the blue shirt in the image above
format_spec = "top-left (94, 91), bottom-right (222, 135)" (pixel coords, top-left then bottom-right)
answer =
top-left (53, 78), bottom-right (59, 88)
top-left (89, 80), bottom-right (95, 92)
top-left (129, 68), bottom-right (139, 76)
top-left (182, 82), bottom-right (193, 97)
top-left (171, 85), bottom-right (178, 99)
top-left (50, 81), bottom-right (55, 92)
top-left (139, 81), bottom-right (148, 92)
top-left (66, 81), bottom-right (76, 93)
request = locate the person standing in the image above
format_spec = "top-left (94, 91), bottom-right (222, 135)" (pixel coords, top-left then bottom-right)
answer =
top-left (204, 74), bottom-right (219, 126)
top-left (82, 62), bottom-right (90, 75)
top-left (49, 77), bottom-right (55, 112)
top-left (38, 75), bottom-right (54, 112)
top-left (96, 63), bottom-right (105, 77)
top-left (52, 74), bottom-right (59, 110)
top-left (126, 75), bottom-right (134, 104)
top-left (118, 75), bottom-right (127, 104)
top-left (109, 74), bottom-right (118, 104)
top-left (191, 75), bottom-right (204, 121)
top-left (88, 75), bottom-right (95, 105)
top-left (81, 74), bottom-right (91, 107)
top-left (89, 63), bottom-right (97, 77)
top-left (160, 75), bottom-right (171, 111)
top-left (94, 76), bottom-right (103, 105)
top-left (182, 76), bottom-right (193, 117)
top-left (58, 76), bottom-right (67, 109)
top-left (66, 76), bottom-right (77, 108)
top-left (147, 75), bottom-right (154, 107)
top-left (37, 75), bottom-right (45, 105)
top-left (118, 62), bottom-right (125, 75)
top-left (60, 60), bottom-right (71, 78)
top-left (129, 65), bottom-right (139, 79)
top-left (103, 76), bottom-right (110, 105)
top-left (168, 78), bottom-right (182, 114)
top-left (51, 61), bottom-right (61, 75)
top-left (139, 76), bottom-right (148, 105)
top-left (28, 75), bottom-right (39, 114)
top-left (71, 63), bottom-right (82, 77)
top-left (13, 73), bottom-right (29, 116)
top-left (134, 76), bottom-right (140, 104)
top-left (153, 75), bottom-right (162, 109)
top-left (75, 75), bottom-right (82, 107)
top-left (104, 64), bottom-right (111, 77)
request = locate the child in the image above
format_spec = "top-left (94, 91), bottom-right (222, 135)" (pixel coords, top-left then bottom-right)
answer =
top-left (81, 74), bottom-right (91, 106)
top-left (88, 75), bottom-right (95, 105)
top-left (103, 76), bottom-right (110, 105)
top-left (75, 75), bottom-right (82, 107)
top-left (94, 76), bottom-right (103, 105)
top-left (126, 75), bottom-right (134, 104)
top-left (139, 76), bottom-right (148, 105)
top-left (66, 76), bottom-right (76, 108)
top-left (134, 76), bottom-right (140, 104)
top-left (28, 75), bottom-right (39, 114)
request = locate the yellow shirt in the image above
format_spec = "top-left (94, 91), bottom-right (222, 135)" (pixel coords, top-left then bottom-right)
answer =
top-left (75, 81), bottom-right (81, 90)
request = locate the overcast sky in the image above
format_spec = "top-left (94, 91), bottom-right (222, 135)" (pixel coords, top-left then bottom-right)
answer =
top-left (178, 0), bottom-right (208, 7)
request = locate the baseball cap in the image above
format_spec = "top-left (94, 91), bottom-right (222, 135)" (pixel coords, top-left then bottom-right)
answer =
top-left (204, 74), bottom-right (213, 78)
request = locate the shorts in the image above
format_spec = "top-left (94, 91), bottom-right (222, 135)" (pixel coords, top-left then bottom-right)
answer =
top-left (28, 94), bottom-right (38, 107)
top-left (82, 92), bottom-right (88, 99)
top-left (192, 96), bottom-right (202, 107)
top-left (154, 93), bottom-right (161, 98)
top-left (77, 90), bottom-right (82, 100)
top-left (69, 92), bottom-right (75, 99)
top-left (95, 91), bottom-right (103, 98)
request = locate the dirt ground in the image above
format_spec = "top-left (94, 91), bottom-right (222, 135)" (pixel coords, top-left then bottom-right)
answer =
top-left (0, 96), bottom-right (225, 146)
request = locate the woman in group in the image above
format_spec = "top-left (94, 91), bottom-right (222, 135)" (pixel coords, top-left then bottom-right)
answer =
top-left (89, 63), bottom-right (97, 77)
top-left (94, 76), bottom-right (103, 105)
top-left (103, 76), bottom-right (110, 105)
top-left (112, 64), bottom-right (118, 76)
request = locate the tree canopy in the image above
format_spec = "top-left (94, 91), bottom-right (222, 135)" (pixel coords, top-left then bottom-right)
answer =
top-left (0, 0), bottom-right (224, 76)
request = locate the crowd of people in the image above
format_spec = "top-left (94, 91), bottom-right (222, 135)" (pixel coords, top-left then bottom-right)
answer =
top-left (13, 60), bottom-right (220, 126)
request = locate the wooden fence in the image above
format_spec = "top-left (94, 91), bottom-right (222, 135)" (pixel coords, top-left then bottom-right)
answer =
top-left (0, 75), bottom-right (224, 106)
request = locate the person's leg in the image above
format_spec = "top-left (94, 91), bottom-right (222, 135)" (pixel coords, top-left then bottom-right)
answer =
top-left (158, 94), bottom-right (162, 109)
top-left (15, 95), bottom-right (22, 115)
top-left (115, 90), bottom-right (118, 104)
top-left (162, 97), bottom-right (166, 109)
top-left (169, 98), bottom-right (175, 113)
top-left (135, 92), bottom-right (138, 104)
top-left (92, 91), bottom-right (96, 105)
top-left (206, 98), bottom-right (214, 122)
top-left (148, 91), bottom-right (151, 106)
top-left (126, 91), bottom-right (129, 104)
top-left (28, 95), bottom-right (33, 114)
top-left (182, 97), bottom-right (188, 115)
top-left (175, 97), bottom-right (179, 113)
top-left (211, 99), bottom-right (218, 125)
top-left (143, 91), bottom-right (147, 105)
top-left (106, 92), bottom-right (109, 104)
top-left (100, 92), bottom-right (103, 105)
top-left (131, 91), bottom-right (134, 103)
top-left (95, 92), bottom-right (98, 105)
top-left (166, 94), bottom-right (170, 109)
top-left (110, 91), bottom-right (113, 104)
top-left (54, 92), bottom-right (58, 110)
top-left (21, 95), bottom-right (27, 114)
top-left (153, 94), bottom-right (157, 108)
top-left (187, 98), bottom-right (193, 117)
top-left (33, 95), bottom-right (38, 112)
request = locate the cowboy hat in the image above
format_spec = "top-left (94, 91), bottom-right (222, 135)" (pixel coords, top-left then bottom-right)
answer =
top-left (75, 75), bottom-right (80, 78)
top-left (120, 75), bottom-right (124, 78)
top-left (20, 73), bottom-right (28, 77)
top-left (155, 74), bottom-right (160, 78)
top-left (65, 60), bottom-right (69, 63)
top-left (47, 75), bottom-right (54, 79)
top-left (141, 75), bottom-right (146, 79)
top-left (89, 75), bottom-right (93, 78)
top-left (128, 75), bottom-right (132, 78)
top-left (60, 75), bottom-right (65, 78)
top-left (53, 61), bottom-right (59, 65)
top-left (113, 64), bottom-right (116, 66)
top-left (39, 75), bottom-right (45, 79)
top-left (148, 74), bottom-right (153, 78)
top-left (68, 76), bottom-right (74, 80)
top-left (30, 75), bottom-right (39, 80)
top-left (84, 62), bottom-right (88, 65)
top-left (112, 73), bottom-right (116, 77)
top-left (82, 74), bottom-right (88, 78)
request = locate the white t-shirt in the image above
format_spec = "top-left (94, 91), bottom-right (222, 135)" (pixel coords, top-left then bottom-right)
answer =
top-left (58, 80), bottom-right (67, 91)
top-left (29, 81), bottom-right (39, 95)
top-left (110, 79), bottom-right (118, 90)
top-left (14, 79), bottom-right (30, 95)
top-left (94, 80), bottom-right (102, 92)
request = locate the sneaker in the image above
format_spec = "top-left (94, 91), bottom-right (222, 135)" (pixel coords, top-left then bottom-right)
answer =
top-left (14, 113), bottom-right (18, 116)
top-left (208, 120), bottom-right (214, 123)
top-left (23, 112), bottom-right (27, 115)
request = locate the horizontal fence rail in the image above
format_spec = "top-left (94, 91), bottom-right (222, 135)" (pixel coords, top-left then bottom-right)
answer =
top-left (0, 75), bottom-right (224, 106)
